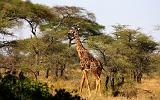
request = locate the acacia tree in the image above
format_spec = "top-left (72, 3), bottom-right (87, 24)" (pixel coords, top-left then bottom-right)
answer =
top-left (133, 34), bottom-right (158, 82)
top-left (87, 25), bottom-right (159, 96)
top-left (39, 6), bottom-right (105, 47)
top-left (110, 25), bottom-right (158, 83)
top-left (11, 36), bottom-right (75, 80)
top-left (0, 0), bottom-right (100, 79)
top-left (88, 34), bottom-right (133, 96)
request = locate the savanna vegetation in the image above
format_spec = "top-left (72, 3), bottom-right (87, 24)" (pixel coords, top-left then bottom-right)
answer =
top-left (0, 0), bottom-right (160, 100)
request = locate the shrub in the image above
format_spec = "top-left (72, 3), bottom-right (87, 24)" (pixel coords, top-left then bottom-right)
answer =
top-left (0, 74), bottom-right (82, 100)
top-left (0, 74), bottom-right (52, 100)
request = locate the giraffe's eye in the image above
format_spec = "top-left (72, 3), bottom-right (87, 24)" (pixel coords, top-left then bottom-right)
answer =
top-left (68, 32), bottom-right (75, 39)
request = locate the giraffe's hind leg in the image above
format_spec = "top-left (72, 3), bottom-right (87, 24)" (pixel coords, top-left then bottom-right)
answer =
top-left (98, 78), bottom-right (102, 96)
top-left (94, 75), bottom-right (102, 96)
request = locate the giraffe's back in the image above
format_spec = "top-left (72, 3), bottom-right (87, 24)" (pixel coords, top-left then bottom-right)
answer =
top-left (90, 59), bottom-right (103, 77)
top-left (80, 57), bottom-right (103, 77)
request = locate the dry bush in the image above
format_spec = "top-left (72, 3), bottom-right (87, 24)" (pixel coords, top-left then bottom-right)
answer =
top-left (135, 77), bottom-right (160, 100)
top-left (120, 83), bottom-right (138, 99)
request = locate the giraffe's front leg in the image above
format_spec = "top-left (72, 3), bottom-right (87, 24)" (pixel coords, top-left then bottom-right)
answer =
top-left (80, 70), bottom-right (85, 93)
top-left (84, 70), bottom-right (91, 96)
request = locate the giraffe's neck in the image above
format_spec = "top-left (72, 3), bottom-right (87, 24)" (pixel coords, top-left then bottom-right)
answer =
top-left (74, 31), bottom-right (84, 50)
top-left (74, 32), bottom-right (86, 59)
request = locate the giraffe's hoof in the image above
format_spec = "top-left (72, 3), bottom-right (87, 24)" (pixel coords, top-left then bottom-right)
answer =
top-left (99, 93), bottom-right (102, 96)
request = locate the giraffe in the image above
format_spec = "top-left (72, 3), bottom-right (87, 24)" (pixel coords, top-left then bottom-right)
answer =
top-left (68, 26), bottom-right (103, 96)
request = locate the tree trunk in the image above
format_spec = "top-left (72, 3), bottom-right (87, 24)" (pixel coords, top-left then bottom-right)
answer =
top-left (19, 71), bottom-right (25, 80)
top-left (137, 72), bottom-right (142, 83)
top-left (117, 75), bottom-right (124, 86)
top-left (45, 67), bottom-right (50, 78)
top-left (55, 67), bottom-right (58, 78)
top-left (121, 76), bottom-right (124, 84)
top-left (110, 72), bottom-right (115, 96)
top-left (133, 71), bottom-right (136, 81)
top-left (69, 39), bottom-right (72, 47)
top-left (60, 65), bottom-right (65, 77)
top-left (105, 75), bottom-right (109, 90)
top-left (35, 54), bottom-right (39, 76)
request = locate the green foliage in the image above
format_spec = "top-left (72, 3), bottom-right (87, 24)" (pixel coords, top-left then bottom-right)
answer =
top-left (0, 0), bottom-right (57, 37)
top-left (88, 35), bottom-right (114, 47)
top-left (41, 6), bottom-right (105, 41)
top-left (0, 74), bottom-right (82, 100)
top-left (136, 34), bottom-right (158, 52)
top-left (87, 25), bottom-right (159, 96)
top-left (0, 74), bottom-right (52, 100)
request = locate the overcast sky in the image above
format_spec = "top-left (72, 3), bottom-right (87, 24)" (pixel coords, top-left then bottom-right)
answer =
top-left (18, 0), bottom-right (160, 41)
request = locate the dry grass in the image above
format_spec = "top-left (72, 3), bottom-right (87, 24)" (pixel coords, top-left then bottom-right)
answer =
top-left (3, 68), bottom-right (159, 100)
top-left (34, 68), bottom-right (160, 100)
top-left (135, 76), bottom-right (160, 100)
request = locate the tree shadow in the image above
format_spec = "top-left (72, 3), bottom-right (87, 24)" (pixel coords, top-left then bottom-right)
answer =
top-left (53, 89), bottom-right (81, 100)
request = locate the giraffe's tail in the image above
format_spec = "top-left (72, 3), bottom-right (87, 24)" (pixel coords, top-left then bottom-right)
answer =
top-left (102, 67), bottom-right (108, 73)
top-left (99, 60), bottom-right (108, 73)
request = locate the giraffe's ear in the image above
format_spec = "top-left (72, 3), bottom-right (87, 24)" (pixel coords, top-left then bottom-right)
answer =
top-left (77, 28), bottom-right (80, 30)
top-left (71, 26), bottom-right (75, 30)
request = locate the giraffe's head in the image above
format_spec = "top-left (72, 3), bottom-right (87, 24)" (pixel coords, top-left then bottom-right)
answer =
top-left (68, 25), bottom-right (80, 39)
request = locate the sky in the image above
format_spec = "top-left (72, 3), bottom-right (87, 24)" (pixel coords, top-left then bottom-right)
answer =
top-left (16, 0), bottom-right (160, 41)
